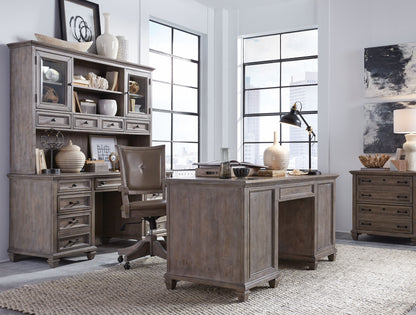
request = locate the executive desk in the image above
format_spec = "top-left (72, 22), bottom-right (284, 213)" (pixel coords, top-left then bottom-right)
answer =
top-left (164, 174), bottom-right (338, 301)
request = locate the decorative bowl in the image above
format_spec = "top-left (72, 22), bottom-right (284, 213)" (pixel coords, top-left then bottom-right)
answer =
top-left (35, 33), bottom-right (92, 52)
top-left (233, 167), bottom-right (250, 178)
top-left (358, 154), bottom-right (390, 168)
top-left (98, 99), bottom-right (117, 116)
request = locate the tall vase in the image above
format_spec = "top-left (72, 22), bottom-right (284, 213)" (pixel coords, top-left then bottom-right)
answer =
top-left (263, 131), bottom-right (289, 170)
top-left (96, 13), bottom-right (119, 59)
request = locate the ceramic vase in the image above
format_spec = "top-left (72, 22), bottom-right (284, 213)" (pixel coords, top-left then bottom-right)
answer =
top-left (98, 99), bottom-right (117, 116)
top-left (404, 134), bottom-right (416, 171)
top-left (55, 140), bottom-right (86, 173)
top-left (96, 13), bottom-right (119, 59)
top-left (263, 131), bottom-right (289, 170)
top-left (116, 35), bottom-right (129, 61)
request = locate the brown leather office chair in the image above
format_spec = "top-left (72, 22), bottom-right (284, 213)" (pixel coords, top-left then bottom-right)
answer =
top-left (116, 145), bottom-right (167, 270)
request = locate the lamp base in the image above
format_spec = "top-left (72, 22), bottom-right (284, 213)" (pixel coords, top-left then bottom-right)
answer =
top-left (307, 169), bottom-right (321, 175)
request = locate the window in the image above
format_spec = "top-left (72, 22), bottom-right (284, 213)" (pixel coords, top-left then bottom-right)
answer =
top-left (243, 29), bottom-right (318, 170)
top-left (149, 20), bottom-right (200, 170)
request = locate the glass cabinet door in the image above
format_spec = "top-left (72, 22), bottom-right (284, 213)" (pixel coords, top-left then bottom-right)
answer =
top-left (126, 71), bottom-right (150, 116)
top-left (36, 51), bottom-right (72, 111)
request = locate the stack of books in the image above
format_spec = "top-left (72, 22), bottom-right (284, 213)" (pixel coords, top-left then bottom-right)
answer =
top-left (193, 160), bottom-right (266, 177)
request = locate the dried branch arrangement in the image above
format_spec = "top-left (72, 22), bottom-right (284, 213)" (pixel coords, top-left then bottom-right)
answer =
top-left (358, 154), bottom-right (390, 168)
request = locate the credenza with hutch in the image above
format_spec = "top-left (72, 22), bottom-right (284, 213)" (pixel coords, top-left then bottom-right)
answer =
top-left (7, 40), bottom-right (157, 267)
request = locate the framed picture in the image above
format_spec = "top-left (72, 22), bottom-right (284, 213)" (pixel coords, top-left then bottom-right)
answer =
top-left (89, 135), bottom-right (117, 169)
top-left (59, 0), bottom-right (101, 53)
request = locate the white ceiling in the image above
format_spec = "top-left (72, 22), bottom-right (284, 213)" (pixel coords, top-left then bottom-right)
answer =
top-left (193, 0), bottom-right (287, 9)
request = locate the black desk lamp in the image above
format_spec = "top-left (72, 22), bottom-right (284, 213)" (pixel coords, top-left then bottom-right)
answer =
top-left (280, 101), bottom-right (321, 175)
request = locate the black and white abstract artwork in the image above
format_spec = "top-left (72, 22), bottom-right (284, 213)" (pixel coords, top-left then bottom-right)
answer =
top-left (364, 43), bottom-right (416, 97)
top-left (363, 102), bottom-right (416, 153)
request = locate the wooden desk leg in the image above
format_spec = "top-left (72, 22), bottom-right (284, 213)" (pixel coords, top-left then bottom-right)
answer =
top-left (328, 253), bottom-right (336, 261)
top-left (47, 257), bottom-right (60, 268)
top-left (268, 277), bottom-right (280, 288)
top-left (351, 232), bottom-right (360, 240)
top-left (308, 261), bottom-right (318, 270)
top-left (236, 290), bottom-right (250, 302)
top-left (165, 278), bottom-right (177, 290)
top-left (86, 251), bottom-right (96, 260)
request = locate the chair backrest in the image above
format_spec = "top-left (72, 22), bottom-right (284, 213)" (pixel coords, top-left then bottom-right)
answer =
top-left (117, 145), bottom-right (166, 194)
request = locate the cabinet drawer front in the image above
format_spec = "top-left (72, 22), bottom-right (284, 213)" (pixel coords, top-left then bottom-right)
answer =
top-left (101, 118), bottom-right (123, 131)
top-left (36, 111), bottom-right (71, 128)
top-left (58, 179), bottom-right (91, 193)
top-left (58, 234), bottom-right (91, 252)
top-left (357, 189), bottom-right (412, 203)
top-left (58, 194), bottom-right (91, 212)
top-left (73, 115), bottom-right (99, 129)
top-left (357, 219), bottom-right (412, 234)
top-left (58, 213), bottom-right (91, 235)
top-left (357, 204), bottom-right (412, 218)
top-left (95, 177), bottom-right (121, 191)
top-left (279, 184), bottom-right (314, 200)
top-left (126, 120), bottom-right (150, 134)
top-left (358, 175), bottom-right (412, 187)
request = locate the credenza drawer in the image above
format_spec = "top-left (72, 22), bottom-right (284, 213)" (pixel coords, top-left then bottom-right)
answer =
top-left (58, 213), bottom-right (91, 236)
top-left (126, 120), bottom-right (150, 134)
top-left (357, 219), bottom-right (412, 234)
top-left (357, 188), bottom-right (412, 204)
top-left (58, 179), bottom-right (91, 193)
top-left (58, 194), bottom-right (91, 212)
top-left (94, 177), bottom-right (121, 191)
top-left (73, 115), bottom-right (99, 130)
top-left (357, 204), bottom-right (412, 218)
top-left (357, 175), bottom-right (412, 187)
top-left (58, 233), bottom-right (91, 252)
top-left (101, 118), bottom-right (123, 131)
top-left (36, 111), bottom-right (71, 128)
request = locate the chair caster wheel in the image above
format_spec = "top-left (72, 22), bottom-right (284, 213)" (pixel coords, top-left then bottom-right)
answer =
top-left (117, 255), bottom-right (124, 263)
top-left (124, 262), bottom-right (130, 270)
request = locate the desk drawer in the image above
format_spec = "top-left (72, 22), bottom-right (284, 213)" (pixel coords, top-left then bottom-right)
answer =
top-left (358, 175), bottom-right (412, 187)
top-left (95, 177), bottom-right (121, 191)
top-left (357, 218), bottom-right (412, 234)
top-left (73, 115), bottom-right (99, 130)
top-left (58, 194), bottom-right (91, 212)
top-left (279, 184), bottom-right (314, 201)
top-left (58, 233), bottom-right (91, 252)
top-left (126, 120), bottom-right (150, 134)
top-left (101, 118), bottom-right (123, 131)
top-left (58, 179), bottom-right (91, 193)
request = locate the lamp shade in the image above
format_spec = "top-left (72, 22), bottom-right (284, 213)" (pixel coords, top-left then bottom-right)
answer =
top-left (280, 108), bottom-right (301, 127)
top-left (393, 108), bottom-right (416, 133)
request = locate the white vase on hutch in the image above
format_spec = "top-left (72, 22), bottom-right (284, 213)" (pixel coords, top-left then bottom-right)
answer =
top-left (96, 13), bottom-right (119, 59)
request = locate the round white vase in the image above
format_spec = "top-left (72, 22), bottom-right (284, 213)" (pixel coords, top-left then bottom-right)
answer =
top-left (404, 133), bottom-right (416, 171)
top-left (263, 131), bottom-right (289, 170)
top-left (98, 99), bottom-right (117, 116)
top-left (55, 140), bottom-right (86, 173)
top-left (96, 13), bottom-right (119, 59)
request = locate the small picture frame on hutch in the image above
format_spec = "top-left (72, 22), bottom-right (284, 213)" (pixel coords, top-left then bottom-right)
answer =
top-left (59, 0), bottom-right (101, 53)
top-left (89, 135), bottom-right (117, 169)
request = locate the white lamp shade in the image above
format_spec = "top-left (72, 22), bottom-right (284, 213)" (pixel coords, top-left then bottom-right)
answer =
top-left (393, 108), bottom-right (416, 134)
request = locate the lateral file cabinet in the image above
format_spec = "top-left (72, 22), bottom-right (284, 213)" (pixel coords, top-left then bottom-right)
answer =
top-left (350, 170), bottom-right (416, 245)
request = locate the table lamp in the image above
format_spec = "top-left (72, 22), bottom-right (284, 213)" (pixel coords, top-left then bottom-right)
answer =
top-left (280, 101), bottom-right (321, 175)
top-left (393, 108), bottom-right (416, 171)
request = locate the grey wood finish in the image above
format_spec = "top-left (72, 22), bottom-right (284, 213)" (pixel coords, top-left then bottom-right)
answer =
top-left (350, 170), bottom-right (416, 245)
top-left (7, 41), bottom-right (154, 267)
top-left (164, 174), bottom-right (338, 301)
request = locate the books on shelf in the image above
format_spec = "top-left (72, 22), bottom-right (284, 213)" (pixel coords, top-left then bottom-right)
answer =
top-left (106, 71), bottom-right (119, 91)
top-left (35, 148), bottom-right (47, 174)
top-left (73, 75), bottom-right (90, 87)
top-left (193, 160), bottom-right (267, 178)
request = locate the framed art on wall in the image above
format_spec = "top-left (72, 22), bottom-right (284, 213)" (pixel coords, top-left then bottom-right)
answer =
top-left (89, 135), bottom-right (117, 169)
top-left (59, 0), bottom-right (101, 53)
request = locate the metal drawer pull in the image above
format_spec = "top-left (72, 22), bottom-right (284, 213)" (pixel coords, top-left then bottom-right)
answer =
top-left (71, 183), bottom-right (77, 188)
top-left (397, 225), bottom-right (408, 229)
top-left (67, 218), bottom-right (80, 227)
top-left (361, 193), bottom-right (372, 197)
top-left (64, 238), bottom-right (79, 248)
top-left (397, 210), bottom-right (409, 214)
top-left (67, 200), bottom-right (80, 207)
top-left (397, 181), bottom-right (409, 184)
top-left (396, 195), bottom-right (408, 199)
top-left (135, 124), bottom-right (140, 128)
top-left (110, 123), bottom-right (115, 126)
top-left (361, 179), bottom-right (372, 183)
top-left (100, 181), bottom-right (106, 186)
top-left (361, 222), bottom-right (372, 226)
top-left (51, 118), bottom-right (56, 122)
top-left (361, 208), bottom-right (372, 212)
top-left (84, 120), bottom-right (89, 125)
